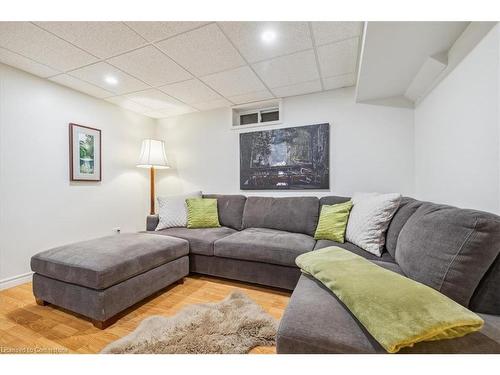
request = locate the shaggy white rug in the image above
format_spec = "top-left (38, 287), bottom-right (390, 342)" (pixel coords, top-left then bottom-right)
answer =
top-left (101, 291), bottom-right (278, 354)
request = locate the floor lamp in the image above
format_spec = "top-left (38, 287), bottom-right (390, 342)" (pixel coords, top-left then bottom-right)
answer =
top-left (137, 139), bottom-right (169, 214)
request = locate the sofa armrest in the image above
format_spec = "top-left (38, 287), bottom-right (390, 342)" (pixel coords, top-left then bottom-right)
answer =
top-left (146, 215), bottom-right (159, 231)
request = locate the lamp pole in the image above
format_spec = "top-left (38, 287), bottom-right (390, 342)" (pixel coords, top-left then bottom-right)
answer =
top-left (137, 139), bottom-right (168, 215)
top-left (150, 166), bottom-right (155, 215)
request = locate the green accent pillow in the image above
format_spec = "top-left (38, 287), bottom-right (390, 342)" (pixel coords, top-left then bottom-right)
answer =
top-left (186, 198), bottom-right (221, 229)
top-left (314, 200), bottom-right (353, 242)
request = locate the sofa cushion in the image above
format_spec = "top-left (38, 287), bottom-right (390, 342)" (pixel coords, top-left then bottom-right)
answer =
top-left (277, 274), bottom-right (500, 354)
top-left (156, 191), bottom-right (202, 230)
top-left (242, 196), bottom-right (319, 236)
top-left (470, 255), bottom-right (500, 314)
top-left (395, 202), bottom-right (500, 307)
top-left (314, 200), bottom-right (353, 242)
top-left (214, 228), bottom-right (316, 267)
top-left (371, 260), bottom-right (405, 274)
top-left (319, 195), bottom-right (351, 206)
top-left (203, 194), bottom-right (246, 230)
top-left (314, 240), bottom-right (396, 264)
top-left (385, 197), bottom-right (423, 258)
top-left (154, 226), bottom-right (236, 256)
top-left (345, 192), bottom-right (402, 256)
top-left (277, 274), bottom-right (383, 354)
top-left (186, 198), bottom-right (221, 229)
top-left (30, 233), bottom-right (189, 290)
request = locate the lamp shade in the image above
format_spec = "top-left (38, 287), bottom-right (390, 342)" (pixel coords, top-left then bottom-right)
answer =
top-left (137, 139), bottom-right (169, 169)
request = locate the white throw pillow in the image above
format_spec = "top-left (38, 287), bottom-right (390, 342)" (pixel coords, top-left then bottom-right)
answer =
top-left (155, 191), bottom-right (202, 230)
top-left (345, 192), bottom-right (402, 256)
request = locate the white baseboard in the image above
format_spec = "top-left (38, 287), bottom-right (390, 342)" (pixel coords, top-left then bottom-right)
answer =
top-left (0, 272), bottom-right (33, 290)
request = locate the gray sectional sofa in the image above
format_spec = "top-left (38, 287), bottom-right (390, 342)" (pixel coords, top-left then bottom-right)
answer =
top-left (148, 195), bottom-right (314, 290)
top-left (146, 194), bottom-right (500, 353)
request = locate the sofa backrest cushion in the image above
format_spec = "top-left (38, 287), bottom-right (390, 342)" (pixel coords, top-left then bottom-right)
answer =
top-left (242, 196), bottom-right (320, 236)
top-left (395, 202), bottom-right (500, 308)
top-left (469, 255), bottom-right (500, 314)
top-left (319, 195), bottom-right (351, 206)
top-left (385, 197), bottom-right (423, 258)
top-left (203, 194), bottom-right (246, 230)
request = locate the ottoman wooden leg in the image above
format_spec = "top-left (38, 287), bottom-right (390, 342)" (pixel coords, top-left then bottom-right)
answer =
top-left (92, 318), bottom-right (114, 330)
top-left (177, 277), bottom-right (185, 285)
top-left (35, 298), bottom-right (47, 306)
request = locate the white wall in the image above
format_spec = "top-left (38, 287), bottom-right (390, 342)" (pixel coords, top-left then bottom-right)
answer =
top-left (414, 25), bottom-right (500, 213)
top-left (0, 64), bottom-right (155, 286)
top-left (156, 87), bottom-right (415, 198)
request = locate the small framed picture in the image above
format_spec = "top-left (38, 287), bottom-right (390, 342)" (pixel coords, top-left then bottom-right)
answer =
top-left (69, 123), bottom-right (101, 181)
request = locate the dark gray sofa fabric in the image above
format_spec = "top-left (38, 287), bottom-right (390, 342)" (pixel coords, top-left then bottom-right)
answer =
top-left (190, 254), bottom-right (301, 290)
top-left (242, 196), bottom-right (319, 236)
top-left (31, 233), bottom-right (189, 290)
top-left (203, 194), bottom-right (246, 230)
top-left (277, 274), bottom-right (383, 354)
top-left (470, 255), bottom-right (500, 314)
top-left (385, 197), bottom-right (423, 258)
top-left (214, 228), bottom-right (316, 267)
top-left (395, 202), bottom-right (500, 308)
top-left (277, 274), bottom-right (500, 354)
top-left (314, 240), bottom-right (396, 264)
top-left (319, 195), bottom-right (351, 206)
top-left (33, 256), bottom-right (189, 321)
top-left (371, 260), bottom-right (405, 274)
top-left (153, 227), bottom-right (236, 256)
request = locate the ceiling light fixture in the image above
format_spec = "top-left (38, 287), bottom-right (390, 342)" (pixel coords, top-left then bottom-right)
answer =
top-left (261, 30), bottom-right (277, 44)
top-left (104, 75), bottom-right (118, 86)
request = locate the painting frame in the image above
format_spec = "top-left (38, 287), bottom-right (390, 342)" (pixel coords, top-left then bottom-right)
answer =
top-left (69, 123), bottom-right (102, 182)
top-left (240, 123), bottom-right (330, 190)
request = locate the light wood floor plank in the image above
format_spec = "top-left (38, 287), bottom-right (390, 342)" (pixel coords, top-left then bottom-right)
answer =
top-left (0, 275), bottom-right (290, 354)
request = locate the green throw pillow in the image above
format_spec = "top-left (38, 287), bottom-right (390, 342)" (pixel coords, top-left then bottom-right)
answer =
top-left (186, 198), bottom-right (221, 229)
top-left (314, 200), bottom-right (353, 243)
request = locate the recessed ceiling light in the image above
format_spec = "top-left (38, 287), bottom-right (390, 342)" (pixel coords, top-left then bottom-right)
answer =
top-left (104, 75), bottom-right (118, 86)
top-left (261, 30), bottom-right (277, 44)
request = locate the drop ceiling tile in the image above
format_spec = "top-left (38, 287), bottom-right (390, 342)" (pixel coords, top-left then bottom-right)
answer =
top-left (105, 96), bottom-right (153, 114)
top-left (156, 23), bottom-right (246, 76)
top-left (271, 80), bottom-right (322, 98)
top-left (192, 98), bottom-right (232, 111)
top-left (107, 46), bottom-right (191, 86)
top-left (142, 111), bottom-right (165, 119)
top-left (144, 106), bottom-right (197, 119)
top-left (252, 49), bottom-right (319, 88)
top-left (0, 47), bottom-right (60, 77)
top-left (68, 62), bottom-right (149, 95)
top-left (317, 37), bottom-right (359, 78)
top-left (49, 74), bottom-right (114, 98)
top-left (125, 22), bottom-right (210, 42)
top-left (311, 22), bottom-right (363, 46)
top-left (323, 73), bottom-right (356, 90)
top-left (228, 90), bottom-right (274, 105)
top-left (158, 79), bottom-right (221, 104)
top-left (0, 22), bottom-right (98, 71)
top-left (218, 21), bottom-right (313, 63)
top-left (125, 89), bottom-right (186, 110)
top-left (201, 66), bottom-right (266, 97)
top-left (35, 22), bottom-right (147, 59)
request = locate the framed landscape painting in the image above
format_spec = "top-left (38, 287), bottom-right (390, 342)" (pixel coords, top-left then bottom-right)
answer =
top-left (240, 123), bottom-right (329, 190)
top-left (69, 123), bottom-right (101, 181)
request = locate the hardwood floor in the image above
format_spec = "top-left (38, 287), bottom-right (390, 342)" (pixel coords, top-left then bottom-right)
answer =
top-left (0, 275), bottom-right (291, 354)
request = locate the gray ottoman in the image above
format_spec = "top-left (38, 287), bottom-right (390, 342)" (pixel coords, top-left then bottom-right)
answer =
top-left (31, 233), bottom-right (189, 329)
